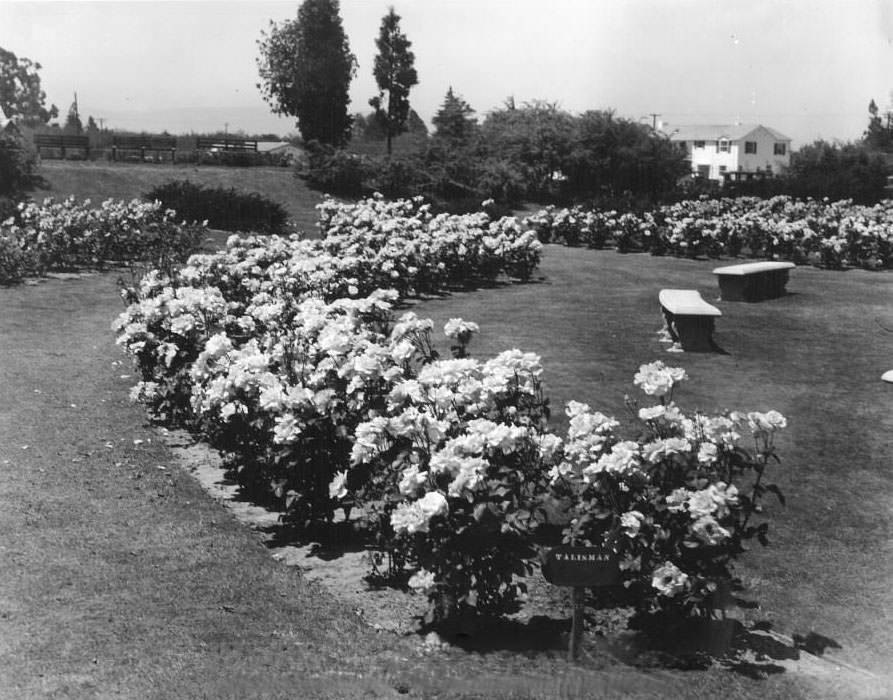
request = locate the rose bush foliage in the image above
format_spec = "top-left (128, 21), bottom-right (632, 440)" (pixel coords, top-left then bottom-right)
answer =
top-left (525, 195), bottom-right (893, 269)
top-left (550, 361), bottom-right (786, 618)
top-left (0, 197), bottom-right (206, 283)
top-left (116, 194), bottom-right (786, 628)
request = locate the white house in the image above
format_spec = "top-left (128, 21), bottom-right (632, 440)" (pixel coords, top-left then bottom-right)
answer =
top-left (257, 141), bottom-right (305, 165)
top-left (661, 124), bottom-right (792, 182)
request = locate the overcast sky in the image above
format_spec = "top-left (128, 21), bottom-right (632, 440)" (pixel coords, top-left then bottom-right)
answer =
top-left (2, 0), bottom-right (891, 146)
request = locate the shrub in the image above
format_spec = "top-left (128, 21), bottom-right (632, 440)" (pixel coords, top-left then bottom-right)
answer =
top-left (0, 129), bottom-right (39, 197)
top-left (550, 361), bottom-right (786, 621)
top-left (364, 153), bottom-right (430, 199)
top-left (116, 196), bottom-right (787, 633)
top-left (300, 141), bottom-right (372, 197)
top-left (0, 197), bottom-right (206, 283)
top-left (783, 141), bottom-right (888, 204)
top-left (144, 180), bottom-right (289, 235)
top-left (0, 233), bottom-right (33, 284)
top-left (347, 331), bottom-right (555, 623)
top-left (527, 196), bottom-right (893, 269)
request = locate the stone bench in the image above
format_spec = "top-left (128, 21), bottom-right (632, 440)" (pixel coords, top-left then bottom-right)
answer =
top-left (659, 289), bottom-right (722, 352)
top-left (713, 261), bottom-right (795, 302)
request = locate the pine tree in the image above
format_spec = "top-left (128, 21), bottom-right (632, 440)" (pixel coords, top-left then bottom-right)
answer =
top-left (64, 92), bottom-right (82, 134)
top-left (432, 87), bottom-right (476, 143)
top-left (369, 7), bottom-right (418, 155)
top-left (864, 99), bottom-right (892, 151)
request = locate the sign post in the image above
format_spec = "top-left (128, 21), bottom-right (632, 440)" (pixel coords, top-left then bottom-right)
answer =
top-left (542, 545), bottom-right (621, 662)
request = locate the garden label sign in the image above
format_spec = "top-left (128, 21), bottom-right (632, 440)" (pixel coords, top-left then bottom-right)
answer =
top-left (542, 546), bottom-right (621, 661)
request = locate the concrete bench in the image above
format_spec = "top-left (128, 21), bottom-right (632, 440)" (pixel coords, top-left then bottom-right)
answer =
top-left (659, 289), bottom-right (722, 352)
top-left (713, 261), bottom-right (795, 302)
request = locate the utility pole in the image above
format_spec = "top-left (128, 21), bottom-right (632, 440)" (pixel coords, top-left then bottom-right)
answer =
top-left (649, 113), bottom-right (661, 130)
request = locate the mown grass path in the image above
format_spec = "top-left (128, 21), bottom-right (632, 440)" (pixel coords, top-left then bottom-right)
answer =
top-left (0, 251), bottom-right (889, 699)
top-left (0, 273), bottom-right (433, 699)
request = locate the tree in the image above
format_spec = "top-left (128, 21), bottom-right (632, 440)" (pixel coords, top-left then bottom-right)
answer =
top-left (0, 47), bottom-right (58, 126)
top-left (256, 0), bottom-right (357, 147)
top-left (369, 7), bottom-right (418, 155)
top-left (479, 101), bottom-right (577, 199)
top-left (565, 110), bottom-right (689, 202)
top-left (86, 115), bottom-right (99, 134)
top-left (64, 93), bottom-right (82, 134)
top-left (0, 48), bottom-right (53, 201)
top-left (431, 87), bottom-right (476, 143)
top-left (406, 108), bottom-right (428, 136)
top-left (785, 140), bottom-right (888, 203)
top-left (864, 98), bottom-right (892, 151)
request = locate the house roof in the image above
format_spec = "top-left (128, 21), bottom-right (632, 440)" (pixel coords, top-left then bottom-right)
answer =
top-left (662, 124), bottom-right (791, 142)
top-left (256, 141), bottom-right (302, 153)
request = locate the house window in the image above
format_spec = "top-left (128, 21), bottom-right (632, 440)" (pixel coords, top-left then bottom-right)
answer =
top-left (694, 140), bottom-right (705, 149)
top-left (677, 141), bottom-right (687, 150)
top-left (717, 139), bottom-right (730, 153)
top-left (774, 142), bottom-right (787, 155)
top-left (745, 141), bottom-right (757, 154)
top-left (718, 165), bottom-right (727, 173)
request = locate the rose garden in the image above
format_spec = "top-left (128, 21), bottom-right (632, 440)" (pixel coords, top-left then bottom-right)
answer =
top-left (3, 3), bottom-right (893, 694)
top-left (2, 182), bottom-right (892, 697)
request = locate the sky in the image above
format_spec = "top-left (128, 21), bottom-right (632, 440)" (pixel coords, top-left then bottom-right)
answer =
top-left (1, 0), bottom-right (891, 148)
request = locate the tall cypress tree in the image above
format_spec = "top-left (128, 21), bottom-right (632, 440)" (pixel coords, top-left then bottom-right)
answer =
top-left (257, 0), bottom-right (357, 147)
top-left (369, 7), bottom-right (418, 155)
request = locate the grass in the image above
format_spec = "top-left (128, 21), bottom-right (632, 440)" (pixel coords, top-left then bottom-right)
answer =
top-left (1, 278), bottom-right (837, 700)
top-left (408, 244), bottom-right (893, 677)
top-left (3, 161), bottom-right (892, 697)
top-left (30, 160), bottom-right (325, 235)
top-left (1, 261), bottom-right (888, 700)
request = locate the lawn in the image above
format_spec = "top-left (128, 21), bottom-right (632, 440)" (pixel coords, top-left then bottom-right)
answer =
top-left (1, 273), bottom-right (842, 700)
top-left (408, 244), bottom-right (893, 677)
top-left (3, 164), bottom-right (892, 697)
top-left (31, 160), bottom-right (325, 234)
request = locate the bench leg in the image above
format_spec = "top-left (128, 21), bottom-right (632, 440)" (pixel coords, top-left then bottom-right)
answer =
top-left (673, 316), bottom-right (716, 352)
top-left (662, 308), bottom-right (680, 343)
top-left (717, 276), bottom-right (746, 302)
top-left (719, 271), bottom-right (791, 302)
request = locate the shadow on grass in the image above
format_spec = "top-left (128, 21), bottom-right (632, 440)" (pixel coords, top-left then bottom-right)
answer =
top-left (431, 614), bottom-right (571, 654)
top-left (709, 338), bottom-right (731, 355)
top-left (423, 609), bottom-right (849, 679)
top-left (393, 275), bottom-right (545, 309)
top-left (256, 517), bottom-right (370, 555)
top-left (792, 631), bottom-right (843, 656)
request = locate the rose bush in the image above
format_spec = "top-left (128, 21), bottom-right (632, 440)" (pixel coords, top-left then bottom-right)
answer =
top-left (0, 197), bottom-right (206, 283)
top-left (115, 194), bottom-right (787, 634)
top-left (549, 360), bottom-right (787, 621)
top-left (343, 325), bottom-right (559, 622)
top-left (526, 195), bottom-right (893, 269)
